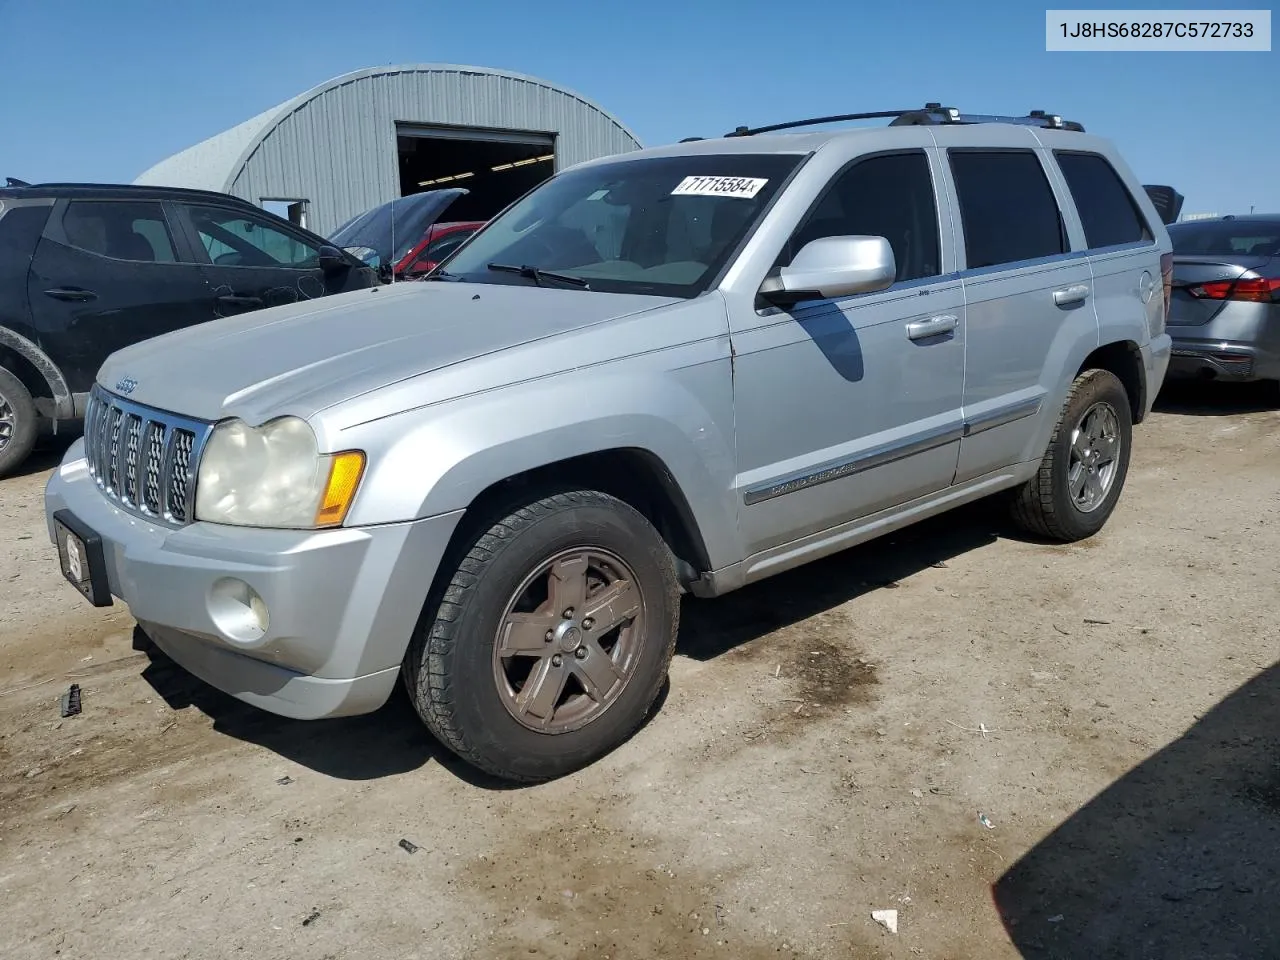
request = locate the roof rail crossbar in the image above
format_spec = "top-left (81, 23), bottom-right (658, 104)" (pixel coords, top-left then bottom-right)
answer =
top-left (720, 104), bottom-right (1085, 138)
top-left (893, 106), bottom-right (1085, 132)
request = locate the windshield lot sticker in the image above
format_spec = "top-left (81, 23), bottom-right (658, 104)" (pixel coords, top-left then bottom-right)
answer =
top-left (671, 176), bottom-right (768, 199)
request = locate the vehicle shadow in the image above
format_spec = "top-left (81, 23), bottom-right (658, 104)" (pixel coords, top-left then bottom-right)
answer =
top-left (131, 485), bottom-right (1028, 784)
top-left (5, 432), bottom-right (80, 480)
top-left (1154, 378), bottom-right (1278, 417)
top-left (135, 625), bottom-right (669, 789)
top-left (794, 306), bottom-right (866, 382)
top-left (993, 660), bottom-right (1280, 958)
top-left (678, 496), bottom-right (1006, 661)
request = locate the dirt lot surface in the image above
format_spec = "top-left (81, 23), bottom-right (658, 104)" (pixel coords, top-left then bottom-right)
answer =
top-left (2, 382), bottom-right (1278, 960)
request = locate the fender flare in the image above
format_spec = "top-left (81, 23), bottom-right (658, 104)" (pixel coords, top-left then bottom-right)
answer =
top-left (0, 325), bottom-right (74, 420)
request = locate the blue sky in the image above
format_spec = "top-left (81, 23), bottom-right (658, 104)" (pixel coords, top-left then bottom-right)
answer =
top-left (1, 0), bottom-right (1275, 215)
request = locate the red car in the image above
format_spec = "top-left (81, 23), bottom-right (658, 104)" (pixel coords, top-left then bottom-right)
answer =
top-left (398, 219), bottom-right (486, 276)
top-left (329, 187), bottom-right (483, 281)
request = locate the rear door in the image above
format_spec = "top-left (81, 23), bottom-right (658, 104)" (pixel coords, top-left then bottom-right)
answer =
top-left (26, 198), bottom-right (210, 393)
top-left (942, 139), bottom-right (1096, 483)
top-left (170, 202), bottom-right (366, 320)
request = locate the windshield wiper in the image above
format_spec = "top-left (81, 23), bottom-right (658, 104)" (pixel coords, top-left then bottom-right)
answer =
top-left (422, 269), bottom-right (467, 282)
top-left (486, 262), bottom-right (590, 290)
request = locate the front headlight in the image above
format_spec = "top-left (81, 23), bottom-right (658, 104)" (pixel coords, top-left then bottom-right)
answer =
top-left (194, 416), bottom-right (365, 529)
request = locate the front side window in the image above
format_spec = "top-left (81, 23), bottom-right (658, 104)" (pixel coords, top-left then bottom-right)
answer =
top-left (439, 154), bottom-right (804, 297)
top-left (774, 151), bottom-right (941, 284)
top-left (949, 150), bottom-right (1066, 269)
top-left (1055, 151), bottom-right (1152, 249)
top-left (184, 205), bottom-right (320, 268)
top-left (62, 200), bottom-right (178, 263)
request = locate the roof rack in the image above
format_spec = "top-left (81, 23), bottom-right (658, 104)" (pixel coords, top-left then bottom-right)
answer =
top-left (721, 103), bottom-right (1085, 138)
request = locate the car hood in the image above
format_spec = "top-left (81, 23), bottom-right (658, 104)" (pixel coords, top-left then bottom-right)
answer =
top-left (97, 281), bottom-right (680, 425)
top-left (329, 188), bottom-right (467, 269)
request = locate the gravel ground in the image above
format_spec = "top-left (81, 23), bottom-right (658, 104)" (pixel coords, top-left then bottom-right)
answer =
top-left (1, 381), bottom-right (1277, 960)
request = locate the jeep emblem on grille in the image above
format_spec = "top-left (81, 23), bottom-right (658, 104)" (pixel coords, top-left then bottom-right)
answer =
top-left (115, 377), bottom-right (138, 396)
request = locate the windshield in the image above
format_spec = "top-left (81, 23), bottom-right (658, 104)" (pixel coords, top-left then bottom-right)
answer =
top-left (1169, 220), bottom-right (1280, 258)
top-left (329, 188), bottom-right (466, 268)
top-left (438, 153), bottom-right (804, 297)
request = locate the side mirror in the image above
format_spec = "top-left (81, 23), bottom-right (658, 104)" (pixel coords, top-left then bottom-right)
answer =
top-left (317, 244), bottom-right (349, 274)
top-left (759, 236), bottom-right (897, 304)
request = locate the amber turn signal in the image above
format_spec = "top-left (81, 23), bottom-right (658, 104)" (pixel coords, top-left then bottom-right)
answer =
top-left (314, 451), bottom-right (366, 527)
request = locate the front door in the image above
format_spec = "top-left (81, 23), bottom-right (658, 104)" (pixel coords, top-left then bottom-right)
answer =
top-left (170, 202), bottom-right (363, 321)
top-left (26, 198), bottom-right (211, 394)
top-left (729, 148), bottom-right (966, 557)
top-left (941, 145), bottom-right (1097, 483)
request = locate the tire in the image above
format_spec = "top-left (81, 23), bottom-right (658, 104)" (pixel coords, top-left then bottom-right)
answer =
top-left (404, 489), bottom-right (680, 783)
top-left (0, 367), bottom-right (38, 480)
top-left (1010, 368), bottom-right (1133, 542)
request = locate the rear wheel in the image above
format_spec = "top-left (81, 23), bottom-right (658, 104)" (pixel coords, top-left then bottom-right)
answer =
top-left (0, 367), bottom-right (38, 479)
top-left (404, 489), bottom-right (680, 783)
top-left (1010, 368), bottom-right (1133, 542)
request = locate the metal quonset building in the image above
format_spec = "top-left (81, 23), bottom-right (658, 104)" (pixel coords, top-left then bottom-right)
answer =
top-left (133, 64), bottom-right (643, 236)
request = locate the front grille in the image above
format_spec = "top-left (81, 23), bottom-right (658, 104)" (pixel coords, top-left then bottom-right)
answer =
top-left (83, 386), bottom-right (213, 527)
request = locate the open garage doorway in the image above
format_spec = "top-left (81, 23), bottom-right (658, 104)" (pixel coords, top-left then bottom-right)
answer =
top-left (396, 124), bottom-right (555, 222)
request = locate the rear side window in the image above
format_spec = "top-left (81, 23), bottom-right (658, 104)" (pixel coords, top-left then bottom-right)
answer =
top-left (1055, 152), bottom-right (1153, 249)
top-left (1168, 220), bottom-right (1280, 258)
top-left (62, 201), bottom-right (178, 263)
top-left (778, 151), bottom-right (942, 283)
top-left (949, 150), bottom-right (1065, 269)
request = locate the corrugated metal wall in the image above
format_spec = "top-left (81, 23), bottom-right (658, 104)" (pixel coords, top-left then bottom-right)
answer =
top-left (227, 66), bottom-right (641, 235)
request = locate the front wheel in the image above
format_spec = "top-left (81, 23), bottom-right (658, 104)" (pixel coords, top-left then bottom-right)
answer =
top-left (404, 489), bottom-right (680, 783)
top-left (0, 367), bottom-right (38, 479)
top-left (1010, 368), bottom-right (1133, 542)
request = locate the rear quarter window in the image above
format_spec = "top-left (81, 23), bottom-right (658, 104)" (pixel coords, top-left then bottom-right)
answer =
top-left (0, 204), bottom-right (52, 260)
top-left (1054, 151), bottom-right (1153, 249)
top-left (0, 204), bottom-right (52, 299)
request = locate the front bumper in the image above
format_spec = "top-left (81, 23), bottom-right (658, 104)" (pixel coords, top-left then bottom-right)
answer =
top-left (1165, 338), bottom-right (1279, 382)
top-left (44, 440), bottom-right (463, 719)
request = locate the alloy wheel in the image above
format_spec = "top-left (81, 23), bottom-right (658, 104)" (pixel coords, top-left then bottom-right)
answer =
top-left (1068, 400), bottom-right (1122, 513)
top-left (492, 548), bottom-right (647, 733)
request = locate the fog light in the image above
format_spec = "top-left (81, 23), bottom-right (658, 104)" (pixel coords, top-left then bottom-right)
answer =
top-left (208, 577), bottom-right (270, 643)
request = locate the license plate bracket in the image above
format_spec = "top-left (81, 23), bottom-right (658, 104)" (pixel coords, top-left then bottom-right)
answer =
top-left (53, 509), bottom-right (113, 608)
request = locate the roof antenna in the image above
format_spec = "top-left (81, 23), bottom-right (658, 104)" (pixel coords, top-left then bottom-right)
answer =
top-left (388, 190), bottom-right (397, 285)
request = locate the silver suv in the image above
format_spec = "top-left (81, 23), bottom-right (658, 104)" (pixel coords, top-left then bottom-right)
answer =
top-left (44, 105), bottom-right (1174, 782)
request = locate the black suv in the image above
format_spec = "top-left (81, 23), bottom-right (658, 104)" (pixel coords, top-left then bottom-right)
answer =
top-left (0, 182), bottom-right (376, 477)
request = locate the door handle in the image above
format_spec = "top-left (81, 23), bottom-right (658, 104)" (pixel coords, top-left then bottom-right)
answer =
top-left (44, 287), bottom-right (97, 302)
top-left (216, 294), bottom-right (264, 307)
top-left (906, 314), bottom-right (958, 341)
top-left (1052, 284), bottom-right (1090, 306)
